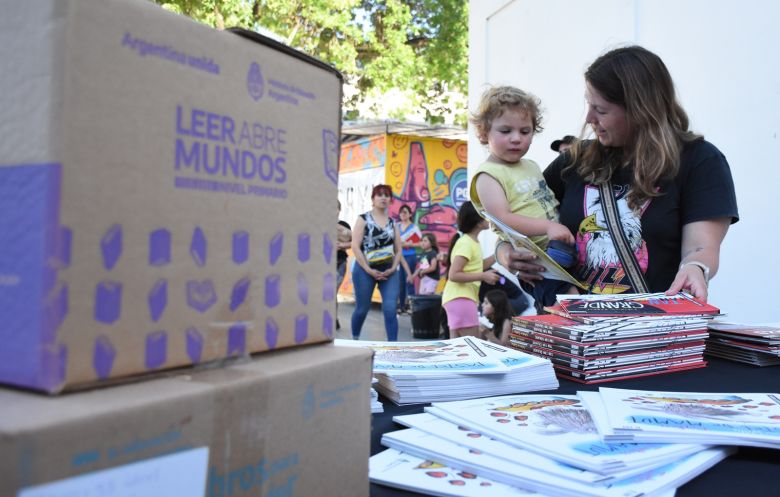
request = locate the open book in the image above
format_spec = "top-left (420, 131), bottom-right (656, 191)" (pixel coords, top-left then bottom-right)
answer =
top-left (481, 211), bottom-right (586, 290)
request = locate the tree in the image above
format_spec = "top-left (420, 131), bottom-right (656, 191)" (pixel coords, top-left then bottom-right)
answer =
top-left (153, 0), bottom-right (468, 125)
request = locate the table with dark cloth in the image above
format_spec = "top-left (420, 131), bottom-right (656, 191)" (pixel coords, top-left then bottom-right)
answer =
top-left (370, 357), bottom-right (780, 496)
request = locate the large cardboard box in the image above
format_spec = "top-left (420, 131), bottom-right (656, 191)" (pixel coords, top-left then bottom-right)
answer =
top-left (0, 0), bottom-right (343, 392)
top-left (0, 343), bottom-right (372, 497)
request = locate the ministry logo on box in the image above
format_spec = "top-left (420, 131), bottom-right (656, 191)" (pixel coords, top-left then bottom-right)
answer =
top-left (247, 62), bottom-right (264, 101)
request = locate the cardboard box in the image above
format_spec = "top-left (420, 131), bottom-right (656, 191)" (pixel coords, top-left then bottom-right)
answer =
top-left (0, 0), bottom-right (343, 392)
top-left (0, 343), bottom-right (372, 497)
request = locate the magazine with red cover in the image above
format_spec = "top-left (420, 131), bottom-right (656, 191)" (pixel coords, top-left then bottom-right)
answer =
top-left (555, 292), bottom-right (721, 318)
top-left (509, 335), bottom-right (705, 360)
top-left (705, 343), bottom-right (780, 366)
top-left (510, 327), bottom-right (708, 354)
top-left (512, 314), bottom-right (707, 342)
top-left (554, 357), bottom-right (707, 384)
top-left (707, 337), bottom-right (780, 354)
top-left (509, 336), bottom-right (705, 365)
top-left (707, 321), bottom-right (780, 344)
top-left (405, 231), bottom-right (422, 244)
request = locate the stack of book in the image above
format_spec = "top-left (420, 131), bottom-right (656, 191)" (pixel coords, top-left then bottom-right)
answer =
top-left (370, 390), bottom-right (746, 497)
top-left (579, 387), bottom-right (780, 448)
top-left (335, 337), bottom-right (558, 405)
top-left (371, 377), bottom-right (384, 413)
top-left (510, 293), bottom-right (721, 384)
top-left (705, 321), bottom-right (780, 366)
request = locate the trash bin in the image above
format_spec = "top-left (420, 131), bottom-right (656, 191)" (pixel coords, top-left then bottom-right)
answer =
top-left (409, 295), bottom-right (442, 339)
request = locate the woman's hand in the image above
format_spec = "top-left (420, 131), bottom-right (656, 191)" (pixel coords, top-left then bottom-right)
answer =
top-left (378, 266), bottom-right (397, 280)
top-left (665, 218), bottom-right (730, 303)
top-left (369, 268), bottom-right (386, 280)
top-left (406, 274), bottom-right (415, 284)
top-left (496, 242), bottom-right (545, 282)
top-left (666, 264), bottom-right (708, 302)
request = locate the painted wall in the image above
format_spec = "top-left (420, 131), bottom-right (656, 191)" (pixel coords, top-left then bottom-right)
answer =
top-left (339, 135), bottom-right (387, 228)
top-left (386, 136), bottom-right (469, 252)
top-left (337, 135), bottom-right (469, 298)
top-left (469, 0), bottom-right (780, 323)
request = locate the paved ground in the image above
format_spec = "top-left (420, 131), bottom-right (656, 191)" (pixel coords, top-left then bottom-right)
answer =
top-left (335, 297), bottom-right (439, 342)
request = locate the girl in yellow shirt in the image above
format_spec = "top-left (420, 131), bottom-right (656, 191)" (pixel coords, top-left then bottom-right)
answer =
top-left (442, 201), bottom-right (500, 338)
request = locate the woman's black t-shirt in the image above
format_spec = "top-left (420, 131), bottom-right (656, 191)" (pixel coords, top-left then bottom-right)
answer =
top-left (543, 139), bottom-right (739, 294)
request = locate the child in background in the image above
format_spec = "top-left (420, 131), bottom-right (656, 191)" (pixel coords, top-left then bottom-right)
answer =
top-left (397, 204), bottom-right (422, 314)
top-left (336, 199), bottom-right (352, 330)
top-left (442, 201), bottom-right (501, 339)
top-left (409, 233), bottom-right (440, 295)
top-left (469, 86), bottom-right (578, 310)
top-left (480, 289), bottom-right (513, 346)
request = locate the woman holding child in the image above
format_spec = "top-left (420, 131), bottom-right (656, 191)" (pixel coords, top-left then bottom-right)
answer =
top-left (496, 46), bottom-right (738, 303)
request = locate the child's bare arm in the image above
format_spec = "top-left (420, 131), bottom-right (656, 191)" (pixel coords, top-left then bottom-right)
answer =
top-left (475, 174), bottom-right (573, 244)
top-left (448, 255), bottom-right (500, 284)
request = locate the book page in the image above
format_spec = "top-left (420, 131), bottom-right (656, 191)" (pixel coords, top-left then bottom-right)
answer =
top-left (481, 211), bottom-right (587, 289)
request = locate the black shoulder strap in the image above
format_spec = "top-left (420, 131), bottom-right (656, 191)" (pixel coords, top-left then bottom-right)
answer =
top-left (598, 181), bottom-right (649, 293)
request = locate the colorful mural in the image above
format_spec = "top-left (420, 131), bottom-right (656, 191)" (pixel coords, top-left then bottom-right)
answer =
top-left (340, 135), bottom-right (386, 173)
top-left (386, 136), bottom-right (468, 252)
top-left (337, 134), bottom-right (468, 300)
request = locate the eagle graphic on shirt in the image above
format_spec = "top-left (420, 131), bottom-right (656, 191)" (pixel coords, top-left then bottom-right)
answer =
top-left (576, 184), bottom-right (650, 294)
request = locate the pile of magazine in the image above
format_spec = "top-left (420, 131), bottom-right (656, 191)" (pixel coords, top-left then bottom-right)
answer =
top-left (371, 377), bottom-right (384, 413)
top-left (370, 386), bottom-right (779, 496)
top-left (705, 321), bottom-right (780, 366)
top-left (335, 337), bottom-right (558, 405)
top-left (510, 293), bottom-right (721, 384)
top-left (579, 387), bottom-right (780, 448)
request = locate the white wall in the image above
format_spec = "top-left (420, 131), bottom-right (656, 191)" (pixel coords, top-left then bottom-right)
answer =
top-left (469, 0), bottom-right (780, 323)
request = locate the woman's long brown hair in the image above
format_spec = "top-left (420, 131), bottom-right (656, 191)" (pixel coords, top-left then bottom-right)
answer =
top-left (570, 46), bottom-right (701, 211)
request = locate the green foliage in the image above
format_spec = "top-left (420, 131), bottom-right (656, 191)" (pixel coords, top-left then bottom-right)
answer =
top-left (153, 0), bottom-right (468, 125)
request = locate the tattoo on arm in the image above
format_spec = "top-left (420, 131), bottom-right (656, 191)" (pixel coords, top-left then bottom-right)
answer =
top-left (682, 247), bottom-right (704, 259)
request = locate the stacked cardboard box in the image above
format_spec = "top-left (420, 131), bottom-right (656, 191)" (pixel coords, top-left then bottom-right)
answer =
top-left (0, 0), bottom-right (343, 394)
top-left (0, 1), bottom-right (372, 495)
top-left (0, 344), bottom-right (373, 497)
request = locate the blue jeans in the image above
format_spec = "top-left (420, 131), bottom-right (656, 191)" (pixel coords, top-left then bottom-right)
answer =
top-left (351, 262), bottom-right (400, 341)
top-left (397, 252), bottom-right (417, 310)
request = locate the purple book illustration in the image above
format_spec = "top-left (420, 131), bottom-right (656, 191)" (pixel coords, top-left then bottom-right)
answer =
top-left (322, 273), bottom-right (335, 302)
top-left (45, 284), bottom-right (68, 337)
top-left (322, 310), bottom-right (333, 338)
top-left (185, 327), bottom-right (204, 363)
top-left (186, 280), bottom-right (217, 313)
top-left (298, 233), bottom-right (310, 262)
top-left (227, 324), bottom-right (247, 357)
top-left (265, 274), bottom-right (280, 308)
top-left (94, 281), bottom-right (122, 324)
top-left (297, 273), bottom-right (308, 305)
top-left (148, 279), bottom-right (167, 322)
top-left (230, 277), bottom-right (251, 312)
top-left (322, 128), bottom-right (339, 184)
top-left (295, 314), bottom-right (308, 344)
top-left (190, 227), bottom-right (207, 267)
top-left (149, 228), bottom-right (171, 266)
top-left (322, 232), bottom-right (333, 264)
top-left (93, 335), bottom-right (116, 379)
top-left (145, 330), bottom-right (167, 369)
top-left (59, 225), bottom-right (72, 267)
top-left (232, 231), bottom-right (249, 264)
top-left (265, 317), bottom-right (279, 349)
top-left (269, 232), bottom-right (283, 265)
top-left (101, 224), bottom-right (122, 270)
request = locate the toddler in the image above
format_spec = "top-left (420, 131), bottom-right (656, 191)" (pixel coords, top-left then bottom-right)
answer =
top-left (469, 86), bottom-right (578, 309)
